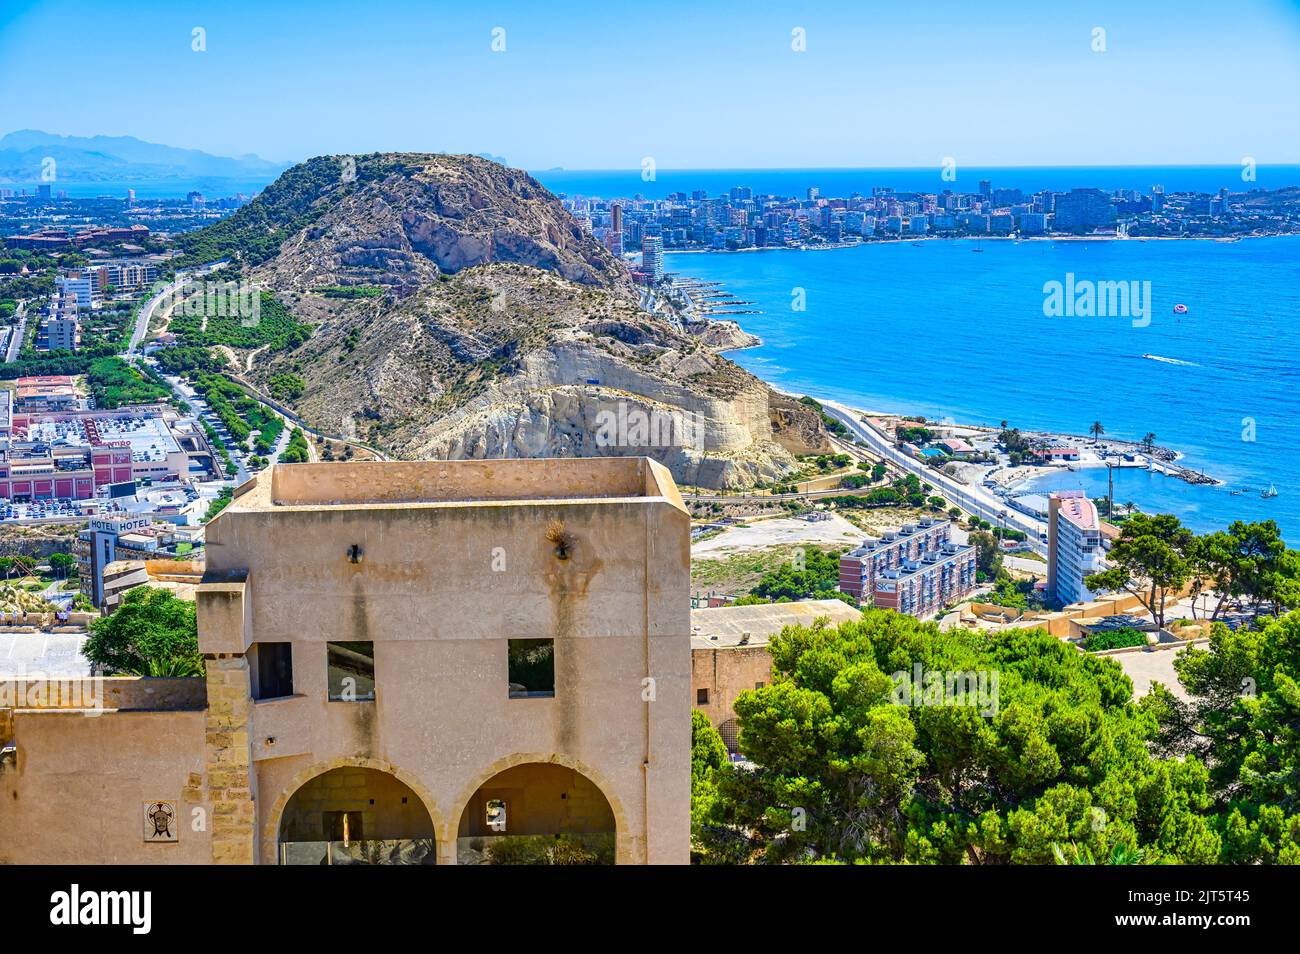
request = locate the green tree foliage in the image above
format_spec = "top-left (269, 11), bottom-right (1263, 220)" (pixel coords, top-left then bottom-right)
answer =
top-left (695, 612), bottom-right (1221, 864)
top-left (750, 546), bottom-right (850, 603)
top-left (48, 553), bottom-right (76, 579)
top-left (203, 487), bottom-right (234, 523)
top-left (970, 530), bottom-right (1002, 581)
top-left (268, 371), bottom-right (306, 401)
top-left (990, 569), bottom-right (1031, 609)
top-left (1195, 520), bottom-right (1299, 619)
top-left (1052, 842), bottom-right (1147, 865)
top-left (1143, 611), bottom-right (1300, 863)
top-left (691, 710), bottom-right (729, 857)
top-left (85, 356), bottom-right (171, 408)
top-left (187, 372), bottom-right (283, 450)
top-left (170, 293), bottom-right (312, 352)
top-left (173, 155), bottom-right (377, 268)
top-left (317, 285), bottom-right (385, 299)
top-left (84, 587), bottom-right (203, 677)
top-left (1086, 512), bottom-right (1195, 631)
top-left (279, 428), bottom-right (311, 463)
top-left (826, 474), bottom-right (927, 511)
top-left (152, 345), bottom-right (223, 376)
top-left (0, 346), bottom-right (118, 380)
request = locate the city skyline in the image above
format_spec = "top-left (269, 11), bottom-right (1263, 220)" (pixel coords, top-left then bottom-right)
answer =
top-left (3, 0), bottom-right (1300, 169)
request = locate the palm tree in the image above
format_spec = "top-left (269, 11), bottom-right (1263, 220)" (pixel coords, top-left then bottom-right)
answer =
top-left (1089, 420), bottom-right (1105, 444)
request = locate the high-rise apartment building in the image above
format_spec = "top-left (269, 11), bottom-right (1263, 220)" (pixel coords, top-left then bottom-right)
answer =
top-left (1053, 188), bottom-right (1117, 232)
top-left (1046, 490), bottom-right (1111, 606)
top-left (641, 235), bottom-right (664, 281)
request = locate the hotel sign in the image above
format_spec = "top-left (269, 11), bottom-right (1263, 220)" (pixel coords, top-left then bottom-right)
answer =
top-left (89, 515), bottom-right (151, 534)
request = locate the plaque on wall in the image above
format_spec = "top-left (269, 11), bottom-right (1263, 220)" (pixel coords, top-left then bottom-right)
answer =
top-left (144, 801), bottom-right (178, 842)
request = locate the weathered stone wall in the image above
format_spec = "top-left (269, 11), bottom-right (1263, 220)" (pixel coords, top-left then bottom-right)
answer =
top-left (0, 708), bottom-right (209, 864)
top-left (691, 645), bottom-right (774, 734)
top-left (0, 459), bottom-right (692, 865)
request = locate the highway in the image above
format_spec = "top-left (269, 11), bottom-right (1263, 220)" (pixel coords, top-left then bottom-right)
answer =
top-left (4, 299), bottom-right (28, 362)
top-left (819, 399), bottom-right (1049, 554)
top-left (685, 405), bottom-right (1048, 555)
top-left (127, 260), bottom-right (227, 355)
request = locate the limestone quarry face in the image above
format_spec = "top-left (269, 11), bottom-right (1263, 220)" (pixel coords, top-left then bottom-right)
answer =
top-left (398, 343), bottom-right (797, 489)
top-left (203, 152), bottom-right (827, 488)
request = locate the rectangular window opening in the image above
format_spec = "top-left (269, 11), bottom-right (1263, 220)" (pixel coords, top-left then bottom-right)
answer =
top-left (508, 638), bottom-right (554, 698)
top-left (253, 641), bottom-right (293, 700)
top-left (328, 641), bottom-right (376, 702)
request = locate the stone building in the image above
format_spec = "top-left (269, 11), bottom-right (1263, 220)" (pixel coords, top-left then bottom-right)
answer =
top-left (0, 458), bottom-right (691, 864)
top-left (690, 599), bottom-right (861, 753)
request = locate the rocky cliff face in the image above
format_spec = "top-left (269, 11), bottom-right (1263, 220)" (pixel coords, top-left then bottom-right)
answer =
top-left (209, 153), bottom-right (826, 488)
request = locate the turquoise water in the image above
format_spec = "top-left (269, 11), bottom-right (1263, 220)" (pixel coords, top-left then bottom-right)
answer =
top-left (669, 237), bottom-right (1300, 538)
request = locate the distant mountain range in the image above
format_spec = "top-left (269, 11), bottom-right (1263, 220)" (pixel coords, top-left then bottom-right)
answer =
top-left (0, 130), bottom-right (292, 184)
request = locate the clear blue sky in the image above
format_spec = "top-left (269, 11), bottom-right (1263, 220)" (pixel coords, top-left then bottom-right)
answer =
top-left (3, 0), bottom-right (1299, 169)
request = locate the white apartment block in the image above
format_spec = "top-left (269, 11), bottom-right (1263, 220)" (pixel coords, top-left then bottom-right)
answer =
top-left (1047, 490), bottom-right (1110, 606)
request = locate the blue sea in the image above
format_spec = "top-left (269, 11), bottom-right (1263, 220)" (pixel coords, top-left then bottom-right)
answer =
top-left (665, 236), bottom-right (1300, 539)
top-left (22, 165), bottom-right (1300, 539)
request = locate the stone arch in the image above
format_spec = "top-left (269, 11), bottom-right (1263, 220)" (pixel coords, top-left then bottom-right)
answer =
top-left (262, 756), bottom-right (448, 865)
top-left (448, 752), bottom-right (634, 864)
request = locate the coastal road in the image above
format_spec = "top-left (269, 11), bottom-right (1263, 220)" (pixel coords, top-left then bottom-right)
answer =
top-left (819, 399), bottom-right (1050, 555)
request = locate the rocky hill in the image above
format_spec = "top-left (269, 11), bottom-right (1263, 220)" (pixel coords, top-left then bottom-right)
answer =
top-left (181, 153), bottom-right (827, 488)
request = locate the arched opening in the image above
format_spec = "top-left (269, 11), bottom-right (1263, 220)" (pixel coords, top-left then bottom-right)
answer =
top-left (278, 766), bottom-right (437, 865)
top-left (718, 718), bottom-right (740, 755)
top-left (456, 762), bottom-right (616, 865)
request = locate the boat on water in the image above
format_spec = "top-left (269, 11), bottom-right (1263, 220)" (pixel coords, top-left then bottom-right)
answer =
top-left (1173, 303), bottom-right (1189, 315)
top-left (1231, 488), bottom-right (1252, 496)
top-left (1262, 484), bottom-right (1278, 499)
top-left (1141, 353), bottom-right (1197, 366)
